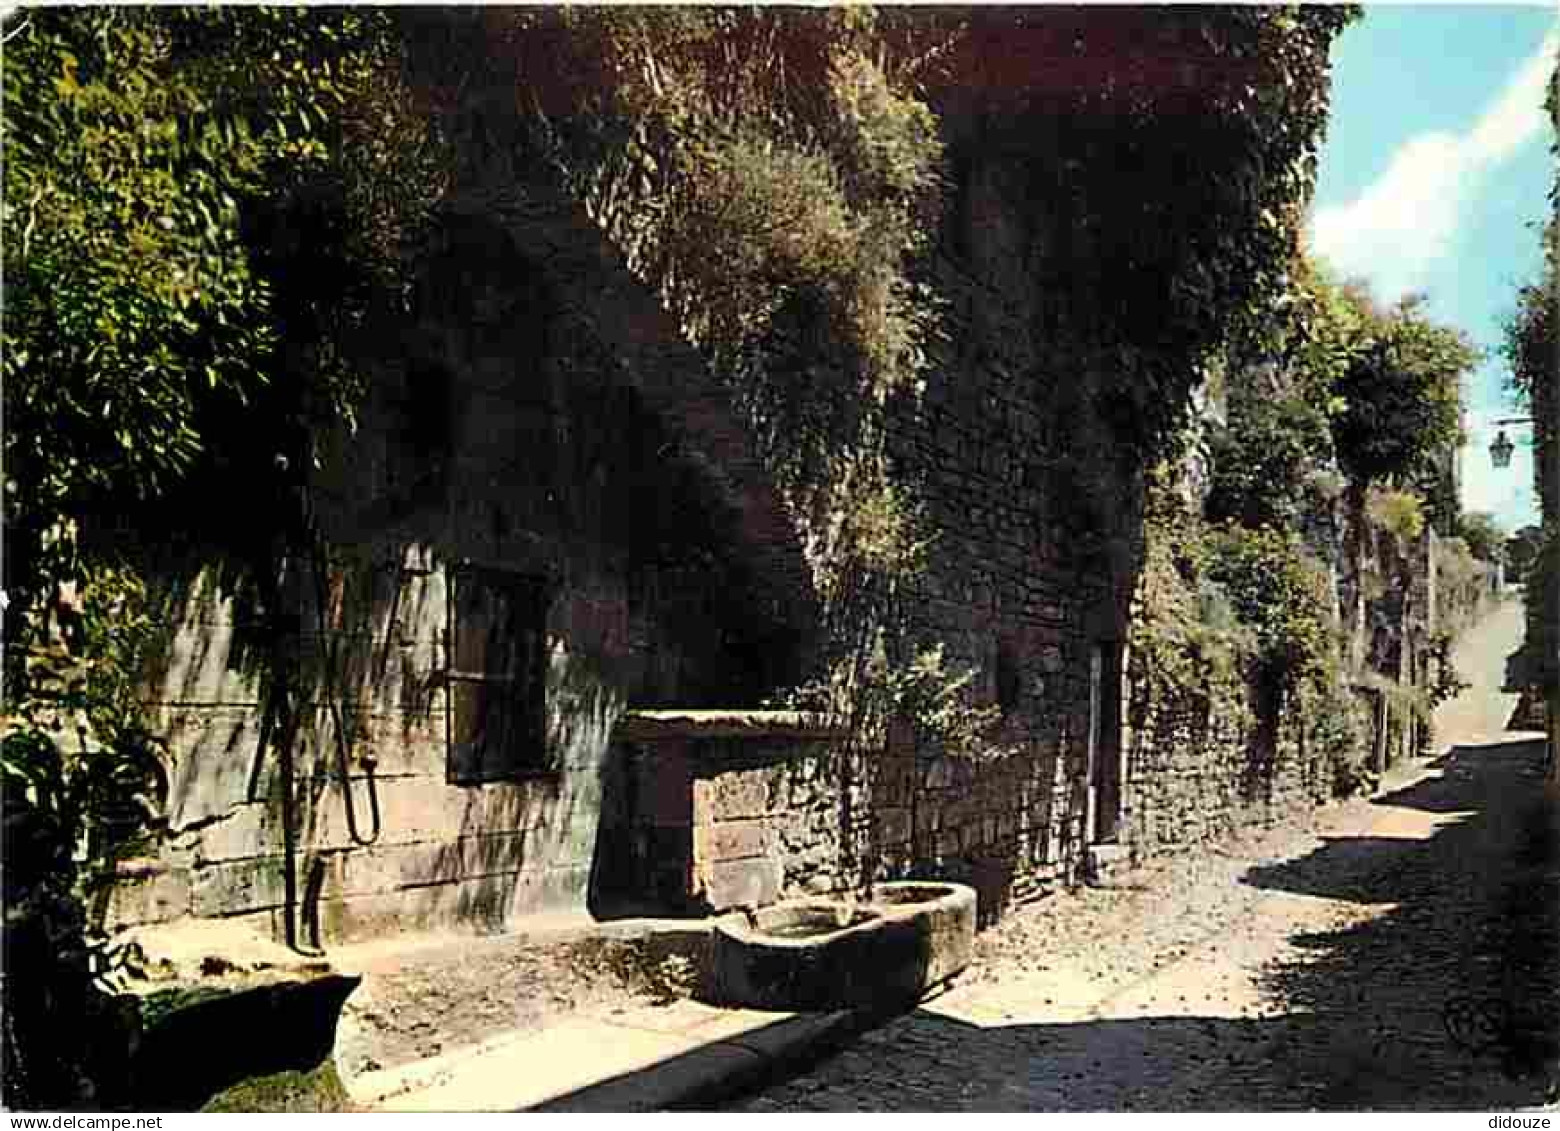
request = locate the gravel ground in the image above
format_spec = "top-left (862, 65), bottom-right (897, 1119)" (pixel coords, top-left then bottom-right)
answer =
top-left (731, 602), bottom-right (1560, 1111)
top-left (332, 928), bottom-right (670, 1078)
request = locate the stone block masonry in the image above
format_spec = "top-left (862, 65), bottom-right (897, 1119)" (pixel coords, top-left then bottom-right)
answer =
top-left (100, 45), bottom-right (1352, 945)
top-left (105, 219), bottom-right (820, 943)
top-left (609, 714), bottom-right (1079, 925)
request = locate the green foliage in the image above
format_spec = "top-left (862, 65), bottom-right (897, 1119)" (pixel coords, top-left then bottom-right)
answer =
top-left (199, 1060), bottom-right (349, 1113)
top-left (1500, 60), bottom-right (1556, 705)
top-left (1204, 256), bottom-right (1377, 533)
top-left (1, 9), bottom-right (444, 1107)
top-left (999, 7), bottom-right (1359, 464)
top-left (780, 637), bottom-right (1008, 765)
top-left (453, 8), bottom-right (954, 726)
top-left (883, 645), bottom-right (1007, 761)
top-left (1434, 534), bottom-right (1479, 594)
top-left (3, 9), bottom-right (275, 529)
top-left (1426, 631), bottom-right (1472, 710)
top-left (1275, 257), bottom-right (1368, 406)
top-left (1132, 473), bottom-right (1253, 700)
top-left (3, 5), bottom-right (444, 589)
top-left (2, 1), bottom-right (443, 763)
top-left (1457, 511), bottom-right (1506, 564)
top-left (0, 548), bottom-right (170, 1109)
top-left (1247, 261), bottom-right (1473, 532)
top-left (1203, 524), bottom-right (1335, 690)
top-left (1331, 290), bottom-right (1477, 490)
top-left (1507, 525), bottom-right (1546, 579)
top-left (1297, 675), bottom-right (1376, 797)
top-left (1205, 386), bottom-right (1336, 529)
top-left (436, 5), bottom-right (1359, 683)
top-left (1503, 221), bottom-right (1556, 527)
top-left (0, 547), bottom-right (172, 938)
top-left (1366, 486), bottom-right (1427, 543)
top-left (1133, 470), bottom-right (1370, 799)
top-left (539, 10), bottom-right (946, 542)
top-left (1520, 527), bottom-right (1560, 689)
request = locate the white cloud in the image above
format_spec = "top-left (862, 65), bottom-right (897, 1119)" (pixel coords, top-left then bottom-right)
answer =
top-left (1310, 27), bottom-right (1559, 301)
top-left (1460, 406), bottom-right (1541, 532)
top-left (1468, 36), bottom-right (1557, 165)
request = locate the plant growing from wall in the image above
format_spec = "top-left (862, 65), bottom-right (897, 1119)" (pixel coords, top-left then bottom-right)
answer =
top-left (504, 9), bottom-right (947, 595)
top-left (1507, 525), bottom-right (1547, 580)
top-left (417, 9), bottom-right (965, 782)
top-left (1202, 525), bottom-right (1335, 693)
top-left (1366, 486), bottom-right (1427, 543)
top-left (1132, 471), bottom-right (1254, 699)
top-left (1205, 390), bottom-right (1338, 530)
top-left (467, 8), bottom-right (1367, 795)
top-left (1296, 667), bottom-right (1376, 798)
top-left (1, 7), bottom-right (444, 1107)
top-left (1132, 462), bottom-right (1378, 802)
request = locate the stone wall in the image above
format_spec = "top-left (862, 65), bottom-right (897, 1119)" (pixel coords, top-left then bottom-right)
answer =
top-left (1120, 669), bottom-right (1335, 861)
top-left (104, 48), bottom-right (1310, 944)
top-left (106, 215), bottom-right (819, 943)
top-left (597, 712), bottom-right (842, 915)
top-left (107, 109), bottom-right (1159, 943)
top-left (606, 714), bottom-right (1079, 925)
top-left (862, 137), bottom-right (1142, 903)
top-left (1114, 480), bottom-right (1507, 866)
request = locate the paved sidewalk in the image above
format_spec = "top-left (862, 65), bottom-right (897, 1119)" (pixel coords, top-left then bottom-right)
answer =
top-left (349, 998), bottom-right (858, 1111)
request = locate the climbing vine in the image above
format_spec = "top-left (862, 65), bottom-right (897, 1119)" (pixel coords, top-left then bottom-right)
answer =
top-left (1, 7), bottom-right (443, 1108)
top-left (436, 6), bottom-right (1366, 750)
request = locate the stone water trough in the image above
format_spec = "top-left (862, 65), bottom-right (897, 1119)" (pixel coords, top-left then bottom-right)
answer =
top-left (710, 881), bottom-right (976, 1011)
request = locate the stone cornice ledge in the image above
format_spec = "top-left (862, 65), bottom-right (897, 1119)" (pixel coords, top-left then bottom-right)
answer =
top-left (614, 709), bottom-right (846, 742)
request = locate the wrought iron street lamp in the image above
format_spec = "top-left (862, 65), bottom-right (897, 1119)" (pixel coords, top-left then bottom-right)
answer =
top-left (1490, 429), bottom-right (1516, 468)
top-left (1488, 417), bottom-right (1531, 469)
top-left (1487, 411), bottom-right (1560, 799)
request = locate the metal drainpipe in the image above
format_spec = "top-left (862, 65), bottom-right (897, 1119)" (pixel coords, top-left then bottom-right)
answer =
top-left (278, 707), bottom-right (303, 953)
top-left (275, 647), bottom-right (325, 957)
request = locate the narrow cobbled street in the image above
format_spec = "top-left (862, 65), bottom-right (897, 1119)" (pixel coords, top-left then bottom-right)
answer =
top-left (733, 600), bottom-right (1560, 1111)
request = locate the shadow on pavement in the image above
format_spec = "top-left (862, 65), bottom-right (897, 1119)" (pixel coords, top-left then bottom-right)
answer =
top-left (716, 1004), bottom-right (1542, 1110)
top-left (1242, 738), bottom-right (1558, 1093)
top-left (714, 738), bottom-right (1558, 1111)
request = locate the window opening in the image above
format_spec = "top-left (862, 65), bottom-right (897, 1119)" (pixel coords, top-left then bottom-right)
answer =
top-left (446, 564), bottom-right (551, 783)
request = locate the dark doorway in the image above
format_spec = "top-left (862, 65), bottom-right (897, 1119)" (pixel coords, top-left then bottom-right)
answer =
top-left (1089, 641), bottom-right (1124, 843)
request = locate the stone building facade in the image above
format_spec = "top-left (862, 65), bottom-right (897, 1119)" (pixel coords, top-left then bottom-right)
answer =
top-left (103, 14), bottom-right (1403, 947)
top-left (106, 92), bottom-right (1155, 944)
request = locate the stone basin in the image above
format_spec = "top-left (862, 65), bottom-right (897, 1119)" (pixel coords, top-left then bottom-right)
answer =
top-left (710, 882), bottom-right (977, 1011)
top-left (866, 881), bottom-right (977, 991)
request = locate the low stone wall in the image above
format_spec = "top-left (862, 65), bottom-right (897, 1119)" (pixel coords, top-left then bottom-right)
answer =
top-left (1121, 673), bottom-right (1333, 862)
top-left (602, 712), bottom-right (842, 914)
top-left (607, 712), bottom-right (1083, 923)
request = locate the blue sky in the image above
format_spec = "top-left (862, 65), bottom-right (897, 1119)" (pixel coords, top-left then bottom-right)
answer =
top-left (1308, 4), bottom-right (1558, 534)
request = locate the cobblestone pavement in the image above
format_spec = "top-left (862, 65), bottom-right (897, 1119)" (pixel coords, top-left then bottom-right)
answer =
top-left (733, 601), bottom-right (1560, 1111)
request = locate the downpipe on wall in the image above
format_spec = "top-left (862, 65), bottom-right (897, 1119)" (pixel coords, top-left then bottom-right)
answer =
top-left (251, 588), bottom-right (325, 958)
top-left (308, 540), bottom-right (383, 851)
top-left (252, 460), bottom-right (384, 956)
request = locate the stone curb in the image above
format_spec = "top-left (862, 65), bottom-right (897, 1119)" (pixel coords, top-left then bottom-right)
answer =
top-left (532, 1007), bottom-right (869, 1112)
top-left (349, 1001), bottom-right (884, 1112)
